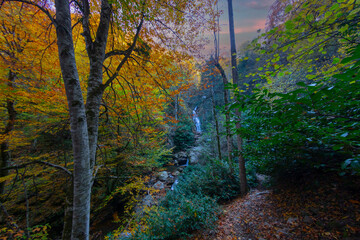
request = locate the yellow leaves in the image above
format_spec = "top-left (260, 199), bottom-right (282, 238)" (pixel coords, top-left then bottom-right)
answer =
top-left (0, 173), bottom-right (16, 183)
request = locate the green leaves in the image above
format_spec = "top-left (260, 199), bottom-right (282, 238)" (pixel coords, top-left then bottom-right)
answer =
top-left (285, 5), bottom-right (293, 14)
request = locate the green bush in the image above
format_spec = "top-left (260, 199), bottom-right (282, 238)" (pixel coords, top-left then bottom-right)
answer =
top-left (176, 159), bottom-right (241, 201)
top-left (129, 193), bottom-right (218, 240)
top-left (232, 45), bottom-right (360, 180)
top-left (173, 119), bottom-right (195, 152)
top-left (116, 159), bottom-right (252, 240)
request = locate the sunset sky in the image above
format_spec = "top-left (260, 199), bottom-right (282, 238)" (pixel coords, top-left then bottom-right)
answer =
top-left (206, 0), bottom-right (274, 56)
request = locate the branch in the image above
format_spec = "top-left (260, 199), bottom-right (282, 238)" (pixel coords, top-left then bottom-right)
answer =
top-left (154, 19), bottom-right (187, 47)
top-left (102, 15), bottom-right (144, 89)
top-left (3, 0), bottom-right (56, 26)
top-left (105, 49), bottom-right (129, 59)
top-left (81, 0), bottom-right (93, 54)
top-left (2, 161), bottom-right (72, 176)
top-left (91, 165), bottom-right (102, 187)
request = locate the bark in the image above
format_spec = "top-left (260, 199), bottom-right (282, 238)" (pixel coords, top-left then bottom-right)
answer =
top-left (227, 0), bottom-right (248, 195)
top-left (211, 87), bottom-right (222, 160)
top-left (0, 70), bottom-right (17, 195)
top-left (62, 179), bottom-right (73, 240)
top-left (82, 0), bottom-right (111, 170)
top-left (54, 0), bottom-right (91, 239)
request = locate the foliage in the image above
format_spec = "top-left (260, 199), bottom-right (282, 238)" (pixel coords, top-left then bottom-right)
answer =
top-left (108, 157), bottom-right (257, 240)
top-left (234, 47), bottom-right (360, 180)
top-left (173, 119), bottom-right (195, 152)
top-left (226, 0), bottom-right (360, 182)
top-left (175, 160), bottom-right (241, 201)
top-left (0, 0), bottom-right (211, 237)
top-left (127, 193), bottom-right (218, 240)
top-left (0, 224), bottom-right (50, 240)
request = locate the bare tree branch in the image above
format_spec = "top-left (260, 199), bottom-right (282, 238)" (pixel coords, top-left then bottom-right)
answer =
top-left (102, 15), bottom-right (144, 89)
top-left (3, 0), bottom-right (56, 26)
top-left (2, 161), bottom-right (72, 176)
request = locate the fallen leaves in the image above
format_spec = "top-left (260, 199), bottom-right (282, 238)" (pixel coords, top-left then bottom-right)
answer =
top-left (190, 175), bottom-right (360, 240)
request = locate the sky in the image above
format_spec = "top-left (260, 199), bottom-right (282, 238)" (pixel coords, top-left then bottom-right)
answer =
top-left (205, 0), bottom-right (275, 56)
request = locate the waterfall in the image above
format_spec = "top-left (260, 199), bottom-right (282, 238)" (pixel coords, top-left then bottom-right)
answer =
top-left (193, 106), bottom-right (201, 133)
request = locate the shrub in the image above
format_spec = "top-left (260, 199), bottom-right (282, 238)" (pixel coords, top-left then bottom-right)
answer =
top-left (173, 119), bottom-right (195, 152)
top-left (128, 193), bottom-right (218, 240)
top-left (176, 159), bottom-right (241, 202)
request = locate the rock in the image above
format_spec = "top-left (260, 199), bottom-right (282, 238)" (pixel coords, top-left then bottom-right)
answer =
top-left (287, 217), bottom-right (298, 225)
top-left (167, 175), bottom-right (175, 184)
top-left (188, 146), bottom-right (204, 164)
top-left (189, 151), bottom-right (199, 164)
top-left (174, 151), bottom-right (187, 159)
top-left (158, 171), bottom-right (168, 181)
top-left (134, 194), bottom-right (155, 214)
top-left (142, 194), bottom-right (154, 207)
top-left (172, 171), bottom-right (180, 176)
top-left (174, 151), bottom-right (188, 165)
top-left (153, 181), bottom-right (164, 190)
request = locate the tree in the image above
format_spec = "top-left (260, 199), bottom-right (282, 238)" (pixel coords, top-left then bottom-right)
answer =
top-left (209, 1), bottom-right (233, 164)
top-left (227, 0), bottom-right (248, 195)
top-left (1, 0), bottom-right (213, 238)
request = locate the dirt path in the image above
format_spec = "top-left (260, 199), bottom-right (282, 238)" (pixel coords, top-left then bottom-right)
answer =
top-left (191, 176), bottom-right (360, 240)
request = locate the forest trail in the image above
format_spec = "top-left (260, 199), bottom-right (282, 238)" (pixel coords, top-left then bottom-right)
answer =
top-left (190, 175), bottom-right (360, 240)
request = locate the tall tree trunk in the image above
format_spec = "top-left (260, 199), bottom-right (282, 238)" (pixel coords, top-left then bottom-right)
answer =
top-left (227, 0), bottom-right (248, 195)
top-left (54, 0), bottom-right (91, 239)
top-left (83, 0), bottom-right (111, 171)
top-left (0, 70), bottom-right (16, 195)
top-left (211, 87), bottom-right (222, 160)
top-left (62, 178), bottom-right (73, 240)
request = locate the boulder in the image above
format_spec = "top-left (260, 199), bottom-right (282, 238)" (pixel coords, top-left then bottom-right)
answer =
top-left (189, 151), bottom-right (199, 164)
top-left (172, 171), bottom-right (180, 176)
top-left (188, 146), bottom-right (204, 164)
top-left (153, 181), bottom-right (164, 190)
top-left (287, 217), bottom-right (298, 225)
top-left (134, 194), bottom-right (155, 214)
top-left (167, 175), bottom-right (175, 184)
top-left (142, 194), bottom-right (154, 207)
top-left (174, 151), bottom-right (188, 165)
top-left (158, 171), bottom-right (169, 181)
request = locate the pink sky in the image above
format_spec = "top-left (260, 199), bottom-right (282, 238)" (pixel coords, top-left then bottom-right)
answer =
top-left (203, 0), bottom-right (274, 56)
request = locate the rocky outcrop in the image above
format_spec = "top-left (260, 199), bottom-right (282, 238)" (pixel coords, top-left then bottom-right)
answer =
top-left (189, 146), bottom-right (205, 164)
top-left (173, 151), bottom-right (188, 166)
top-left (157, 171), bottom-right (169, 181)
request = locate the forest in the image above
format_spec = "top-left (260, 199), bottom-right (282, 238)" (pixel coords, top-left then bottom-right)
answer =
top-left (0, 0), bottom-right (359, 239)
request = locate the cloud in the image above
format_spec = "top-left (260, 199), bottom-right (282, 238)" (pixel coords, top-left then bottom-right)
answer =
top-left (245, 0), bottom-right (273, 10)
top-left (220, 19), bottom-right (266, 34)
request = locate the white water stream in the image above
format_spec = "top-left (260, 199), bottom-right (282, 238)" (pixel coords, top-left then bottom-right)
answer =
top-left (193, 106), bottom-right (201, 133)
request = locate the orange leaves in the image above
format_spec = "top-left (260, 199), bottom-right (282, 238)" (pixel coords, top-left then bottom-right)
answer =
top-left (349, 199), bottom-right (360, 205)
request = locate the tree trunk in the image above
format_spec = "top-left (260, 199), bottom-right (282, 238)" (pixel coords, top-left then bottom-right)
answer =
top-left (62, 179), bottom-right (73, 240)
top-left (227, 0), bottom-right (248, 195)
top-left (211, 87), bottom-right (222, 160)
top-left (54, 0), bottom-right (91, 239)
top-left (0, 70), bottom-right (17, 195)
top-left (84, 0), bottom-right (111, 171)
